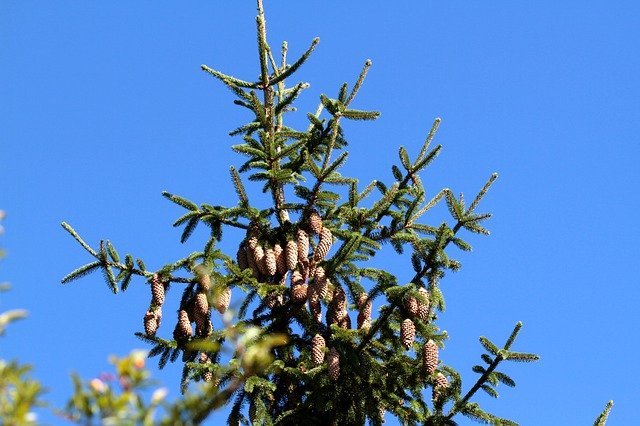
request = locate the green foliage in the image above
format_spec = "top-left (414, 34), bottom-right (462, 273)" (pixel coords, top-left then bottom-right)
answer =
top-left (54, 2), bottom-right (614, 426)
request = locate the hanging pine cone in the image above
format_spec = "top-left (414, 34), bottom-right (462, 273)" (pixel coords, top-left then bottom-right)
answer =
top-left (405, 296), bottom-right (418, 317)
top-left (199, 352), bottom-right (213, 383)
top-left (265, 247), bottom-right (277, 276)
top-left (247, 235), bottom-right (259, 250)
top-left (358, 292), bottom-right (372, 317)
top-left (432, 373), bottom-right (449, 406)
top-left (401, 318), bottom-right (416, 350)
top-left (245, 244), bottom-right (260, 278)
top-left (150, 274), bottom-right (165, 306)
top-left (339, 313), bottom-right (351, 329)
top-left (173, 309), bottom-right (192, 341)
top-left (313, 267), bottom-right (328, 299)
top-left (215, 287), bottom-right (232, 314)
top-left (311, 334), bottom-right (326, 365)
top-left (333, 287), bottom-right (347, 319)
top-left (357, 311), bottom-right (371, 330)
top-left (297, 229), bottom-right (309, 263)
top-left (417, 287), bottom-right (430, 320)
top-left (143, 308), bottom-right (161, 336)
top-left (196, 319), bottom-right (213, 337)
top-left (313, 227), bottom-right (333, 261)
top-left (291, 269), bottom-right (304, 287)
top-left (327, 347), bottom-right (340, 381)
top-left (308, 210), bottom-right (323, 235)
top-left (423, 339), bottom-right (439, 375)
top-left (309, 290), bottom-right (322, 323)
top-left (285, 239), bottom-right (298, 271)
top-left (237, 242), bottom-right (249, 271)
top-left (265, 293), bottom-right (283, 309)
top-left (253, 244), bottom-right (267, 275)
top-left (273, 243), bottom-right (287, 274)
top-left (193, 292), bottom-right (209, 331)
top-left (292, 283), bottom-right (308, 303)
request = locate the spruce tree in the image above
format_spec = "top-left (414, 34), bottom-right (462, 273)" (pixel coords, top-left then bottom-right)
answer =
top-left (59, 2), bottom-right (543, 424)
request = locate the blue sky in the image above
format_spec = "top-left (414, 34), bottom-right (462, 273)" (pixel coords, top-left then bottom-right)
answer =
top-left (2, 1), bottom-right (639, 424)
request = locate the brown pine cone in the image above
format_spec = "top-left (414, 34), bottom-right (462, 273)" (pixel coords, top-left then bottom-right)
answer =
top-left (150, 274), bottom-right (165, 306)
top-left (308, 210), bottom-right (323, 235)
top-left (432, 373), bottom-right (449, 406)
top-left (236, 242), bottom-right (249, 272)
top-left (265, 293), bottom-right (283, 309)
top-left (401, 318), bottom-right (416, 350)
top-left (199, 352), bottom-right (213, 383)
top-left (143, 308), bottom-right (161, 336)
top-left (311, 334), bottom-right (326, 365)
top-left (246, 235), bottom-right (259, 250)
top-left (195, 319), bottom-right (213, 337)
top-left (423, 339), bottom-right (439, 375)
top-left (327, 347), bottom-right (340, 381)
top-left (245, 244), bottom-right (260, 278)
top-left (193, 292), bottom-right (209, 330)
top-left (309, 290), bottom-right (322, 323)
top-left (297, 229), bottom-right (309, 263)
top-left (215, 287), bottom-right (231, 314)
top-left (357, 311), bottom-right (371, 330)
top-left (405, 296), bottom-right (418, 317)
top-left (285, 239), bottom-right (298, 271)
top-left (273, 244), bottom-right (287, 274)
top-left (265, 247), bottom-right (277, 276)
top-left (253, 244), bottom-right (267, 275)
top-left (173, 309), bottom-right (192, 341)
top-left (339, 313), bottom-right (351, 330)
top-left (417, 287), bottom-right (430, 320)
top-left (313, 227), bottom-right (333, 261)
top-left (313, 267), bottom-right (328, 299)
top-left (291, 269), bottom-right (305, 287)
top-left (292, 283), bottom-right (308, 303)
top-left (358, 292), bottom-right (372, 317)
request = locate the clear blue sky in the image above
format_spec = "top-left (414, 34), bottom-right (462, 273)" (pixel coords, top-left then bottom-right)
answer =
top-left (2, 1), bottom-right (639, 425)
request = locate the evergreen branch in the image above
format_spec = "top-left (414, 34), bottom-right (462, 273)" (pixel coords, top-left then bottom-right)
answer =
top-left (467, 173), bottom-right (498, 214)
top-left (162, 192), bottom-right (199, 211)
top-left (200, 64), bottom-right (258, 89)
top-left (230, 166), bottom-right (250, 208)
top-left (61, 222), bottom-right (98, 257)
top-left (274, 82), bottom-right (309, 116)
top-left (593, 400), bottom-right (614, 426)
top-left (340, 109), bottom-right (380, 121)
top-left (268, 38), bottom-right (320, 87)
top-left (61, 261), bottom-right (102, 284)
top-left (345, 59), bottom-right (372, 107)
top-left (417, 118), bottom-right (441, 164)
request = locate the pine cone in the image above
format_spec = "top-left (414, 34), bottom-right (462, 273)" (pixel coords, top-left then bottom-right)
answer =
top-left (357, 311), bottom-right (371, 330)
top-left (292, 283), bottom-right (308, 303)
top-left (273, 243), bottom-right (287, 274)
top-left (423, 339), bottom-right (439, 375)
top-left (199, 352), bottom-right (213, 383)
top-left (327, 347), bottom-right (340, 380)
top-left (285, 239), bottom-right (298, 271)
top-left (173, 309), bottom-right (192, 341)
top-left (291, 270), bottom-right (305, 287)
top-left (309, 290), bottom-right (322, 323)
top-left (308, 210), bottom-right (323, 235)
top-left (215, 287), bottom-right (232, 314)
top-left (311, 334), bottom-right (326, 365)
top-left (313, 267), bottom-right (328, 299)
top-left (297, 229), bottom-right (309, 263)
top-left (143, 308), bottom-right (161, 336)
top-left (237, 243), bottom-right (249, 271)
top-left (265, 293), bottom-right (283, 308)
top-left (358, 292), bottom-right (372, 316)
top-left (405, 296), bottom-right (418, 317)
top-left (150, 274), bottom-right (165, 306)
top-left (245, 244), bottom-right (260, 278)
top-left (195, 319), bottom-right (213, 337)
top-left (339, 313), bottom-right (351, 330)
top-left (193, 292), bottom-right (209, 330)
top-left (253, 244), bottom-right (267, 275)
top-left (432, 372), bottom-right (449, 406)
top-left (247, 235), bottom-right (259, 250)
top-left (417, 287), bottom-right (430, 320)
top-left (265, 247), bottom-right (277, 276)
top-left (401, 318), bottom-right (416, 350)
top-left (313, 227), bottom-right (333, 261)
